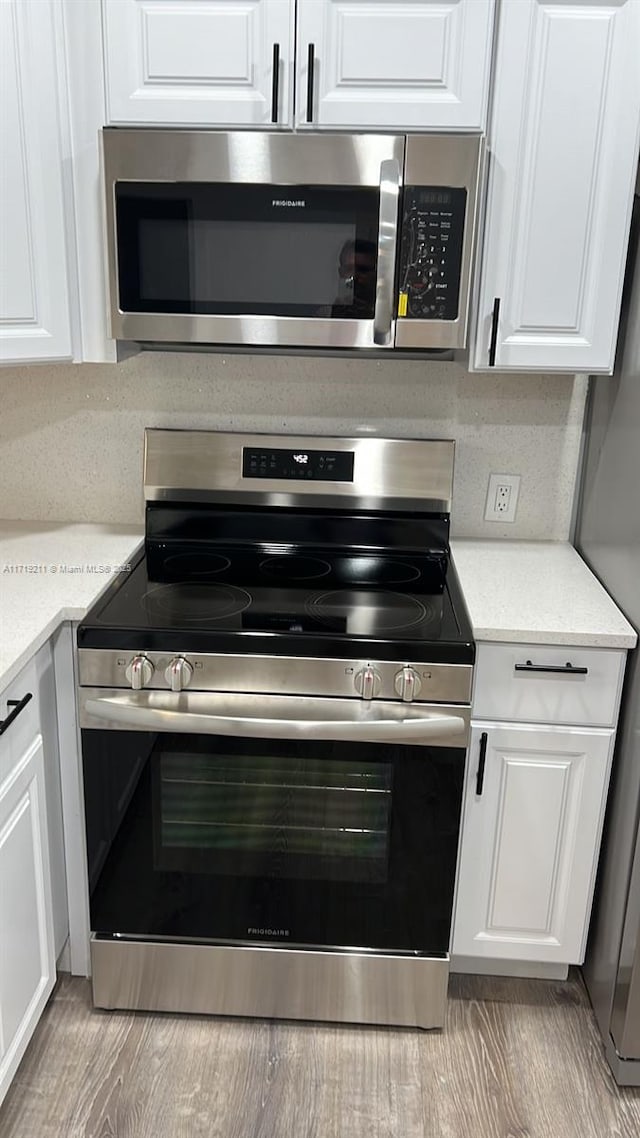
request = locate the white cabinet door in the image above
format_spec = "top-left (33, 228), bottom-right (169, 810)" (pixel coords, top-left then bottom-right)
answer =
top-left (453, 723), bottom-right (613, 964)
top-left (0, 0), bottom-right (72, 364)
top-left (103, 0), bottom-right (294, 127)
top-left (0, 735), bottom-right (55, 1105)
top-left (473, 0), bottom-right (640, 373)
top-left (296, 0), bottom-right (494, 130)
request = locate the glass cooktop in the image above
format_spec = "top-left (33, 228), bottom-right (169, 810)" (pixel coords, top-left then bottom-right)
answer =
top-left (79, 551), bottom-right (474, 664)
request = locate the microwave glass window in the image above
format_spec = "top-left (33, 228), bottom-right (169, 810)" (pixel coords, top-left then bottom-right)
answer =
top-left (116, 183), bottom-right (379, 319)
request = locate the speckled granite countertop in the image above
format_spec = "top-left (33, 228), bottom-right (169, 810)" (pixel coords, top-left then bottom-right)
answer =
top-left (0, 522), bottom-right (142, 691)
top-left (0, 526), bottom-right (635, 693)
top-left (451, 540), bottom-right (637, 649)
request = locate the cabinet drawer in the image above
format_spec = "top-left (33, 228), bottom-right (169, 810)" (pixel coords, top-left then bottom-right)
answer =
top-left (473, 643), bottom-right (625, 728)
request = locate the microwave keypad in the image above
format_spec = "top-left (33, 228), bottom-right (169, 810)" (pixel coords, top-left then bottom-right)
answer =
top-left (397, 187), bottom-right (467, 321)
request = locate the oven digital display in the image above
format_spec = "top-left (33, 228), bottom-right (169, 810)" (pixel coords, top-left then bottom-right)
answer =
top-left (242, 447), bottom-right (355, 482)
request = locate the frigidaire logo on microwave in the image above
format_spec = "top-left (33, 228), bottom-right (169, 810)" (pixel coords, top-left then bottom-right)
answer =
top-left (247, 926), bottom-right (291, 937)
top-left (272, 199), bottom-right (306, 208)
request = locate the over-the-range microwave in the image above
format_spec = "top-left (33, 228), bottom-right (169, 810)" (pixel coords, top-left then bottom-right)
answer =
top-left (102, 129), bottom-right (483, 354)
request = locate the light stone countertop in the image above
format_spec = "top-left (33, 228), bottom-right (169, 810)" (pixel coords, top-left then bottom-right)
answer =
top-left (451, 540), bottom-right (637, 649)
top-left (0, 525), bottom-right (636, 694)
top-left (0, 521), bottom-right (143, 691)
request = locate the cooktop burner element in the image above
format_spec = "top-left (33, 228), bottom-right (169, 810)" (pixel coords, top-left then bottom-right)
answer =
top-left (144, 582), bottom-right (252, 623)
top-left (306, 590), bottom-right (429, 634)
top-left (163, 553), bottom-right (232, 578)
top-left (259, 555), bottom-right (332, 580)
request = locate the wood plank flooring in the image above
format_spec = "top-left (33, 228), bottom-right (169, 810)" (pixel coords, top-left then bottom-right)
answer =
top-left (1, 970), bottom-right (639, 1138)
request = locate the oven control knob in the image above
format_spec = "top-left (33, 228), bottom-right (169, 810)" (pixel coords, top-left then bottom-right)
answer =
top-left (394, 667), bottom-right (422, 702)
top-left (125, 655), bottom-right (155, 690)
top-left (165, 657), bottom-right (193, 692)
top-left (354, 666), bottom-right (382, 701)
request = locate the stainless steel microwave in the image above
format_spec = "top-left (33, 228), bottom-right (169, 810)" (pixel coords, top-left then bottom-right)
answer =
top-left (102, 129), bottom-right (483, 353)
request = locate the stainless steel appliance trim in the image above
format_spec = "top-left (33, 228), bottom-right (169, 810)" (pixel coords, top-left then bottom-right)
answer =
top-left (90, 937), bottom-right (449, 1029)
top-left (143, 429), bottom-right (455, 506)
top-left (78, 649), bottom-right (473, 704)
top-left (610, 827), bottom-right (640, 1057)
top-left (373, 158), bottom-right (401, 347)
top-left (79, 689), bottom-right (470, 747)
top-left (395, 134), bottom-right (484, 351)
top-left (102, 128), bottom-right (405, 187)
top-left (112, 313), bottom-right (387, 350)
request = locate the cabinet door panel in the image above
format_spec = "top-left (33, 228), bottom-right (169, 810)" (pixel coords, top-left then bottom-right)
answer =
top-left (103, 0), bottom-right (294, 127)
top-left (453, 724), bottom-right (613, 963)
top-left (0, 0), bottom-right (72, 363)
top-left (296, 0), bottom-right (493, 130)
top-left (473, 0), bottom-right (640, 372)
top-left (0, 736), bottom-right (55, 1103)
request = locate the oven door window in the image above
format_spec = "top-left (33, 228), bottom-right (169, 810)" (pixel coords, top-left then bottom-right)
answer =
top-left (115, 183), bottom-right (379, 319)
top-left (155, 746), bottom-right (391, 884)
top-left (82, 731), bottom-right (464, 956)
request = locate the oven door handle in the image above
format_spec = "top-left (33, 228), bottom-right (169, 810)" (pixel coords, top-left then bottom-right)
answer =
top-left (373, 158), bottom-right (401, 347)
top-left (82, 696), bottom-right (466, 744)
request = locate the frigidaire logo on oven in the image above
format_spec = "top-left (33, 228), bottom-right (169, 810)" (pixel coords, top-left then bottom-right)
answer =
top-left (271, 199), bottom-right (306, 208)
top-left (247, 926), bottom-right (291, 937)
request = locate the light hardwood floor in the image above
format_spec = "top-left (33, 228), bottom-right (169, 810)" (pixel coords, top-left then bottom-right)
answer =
top-left (1, 970), bottom-right (639, 1137)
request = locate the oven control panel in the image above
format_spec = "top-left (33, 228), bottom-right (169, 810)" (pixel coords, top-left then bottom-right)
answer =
top-left (242, 447), bottom-right (354, 482)
top-left (79, 650), bottom-right (473, 705)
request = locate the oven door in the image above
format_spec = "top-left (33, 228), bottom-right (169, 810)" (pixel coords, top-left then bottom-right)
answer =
top-left (103, 130), bottom-right (404, 350)
top-left (79, 691), bottom-right (469, 956)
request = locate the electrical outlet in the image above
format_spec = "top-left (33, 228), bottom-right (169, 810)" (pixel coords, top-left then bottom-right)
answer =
top-left (484, 473), bottom-right (521, 523)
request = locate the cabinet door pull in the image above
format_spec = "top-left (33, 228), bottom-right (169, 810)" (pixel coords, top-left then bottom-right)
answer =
top-left (271, 43), bottom-right (280, 123)
top-left (514, 660), bottom-right (589, 675)
top-left (488, 296), bottom-right (500, 366)
top-left (0, 692), bottom-right (33, 736)
top-left (306, 43), bottom-right (315, 123)
top-left (476, 731), bottom-right (488, 796)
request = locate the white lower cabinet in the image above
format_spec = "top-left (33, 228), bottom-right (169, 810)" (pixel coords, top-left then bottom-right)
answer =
top-left (453, 722), bottom-right (614, 965)
top-left (0, 643), bottom-right (64, 1106)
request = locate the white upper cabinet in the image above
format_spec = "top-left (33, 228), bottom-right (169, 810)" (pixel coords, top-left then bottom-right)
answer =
top-left (103, 0), bottom-right (295, 127)
top-left (102, 0), bottom-right (494, 131)
top-left (473, 0), bottom-right (640, 373)
top-left (296, 0), bottom-right (494, 130)
top-left (0, 0), bottom-right (72, 364)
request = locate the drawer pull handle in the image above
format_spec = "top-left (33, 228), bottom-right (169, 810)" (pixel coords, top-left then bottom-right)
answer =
top-left (476, 731), bottom-right (488, 796)
top-left (0, 692), bottom-right (33, 736)
top-left (514, 660), bottom-right (589, 675)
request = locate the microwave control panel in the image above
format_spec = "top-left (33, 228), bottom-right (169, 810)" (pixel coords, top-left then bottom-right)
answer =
top-left (397, 187), bottom-right (467, 321)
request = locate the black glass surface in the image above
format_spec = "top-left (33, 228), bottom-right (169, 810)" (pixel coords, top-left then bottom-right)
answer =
top-left (85, 557), bottom-right (460, 644)
top-left (116, 182), bottom-right (379, 318)
top-left (83, 730), bottom-right (465, 955)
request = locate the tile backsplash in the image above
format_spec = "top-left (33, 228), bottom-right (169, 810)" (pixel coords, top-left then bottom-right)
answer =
top-left (0, 352), bottom-right (586, 539)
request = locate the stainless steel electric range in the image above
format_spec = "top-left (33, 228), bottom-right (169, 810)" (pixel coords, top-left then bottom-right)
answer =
top-left (77, 429), bottom-right (474, 1030)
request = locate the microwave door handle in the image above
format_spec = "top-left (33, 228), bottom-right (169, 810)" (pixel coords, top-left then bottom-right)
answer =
top-left (373, 158), bottom-right (401, 347)
top-left (83, 696), bottom-right (465, 744)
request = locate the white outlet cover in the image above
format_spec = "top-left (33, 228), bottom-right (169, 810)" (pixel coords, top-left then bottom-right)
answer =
top-left (484, 473), bottom-right (521, 523)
